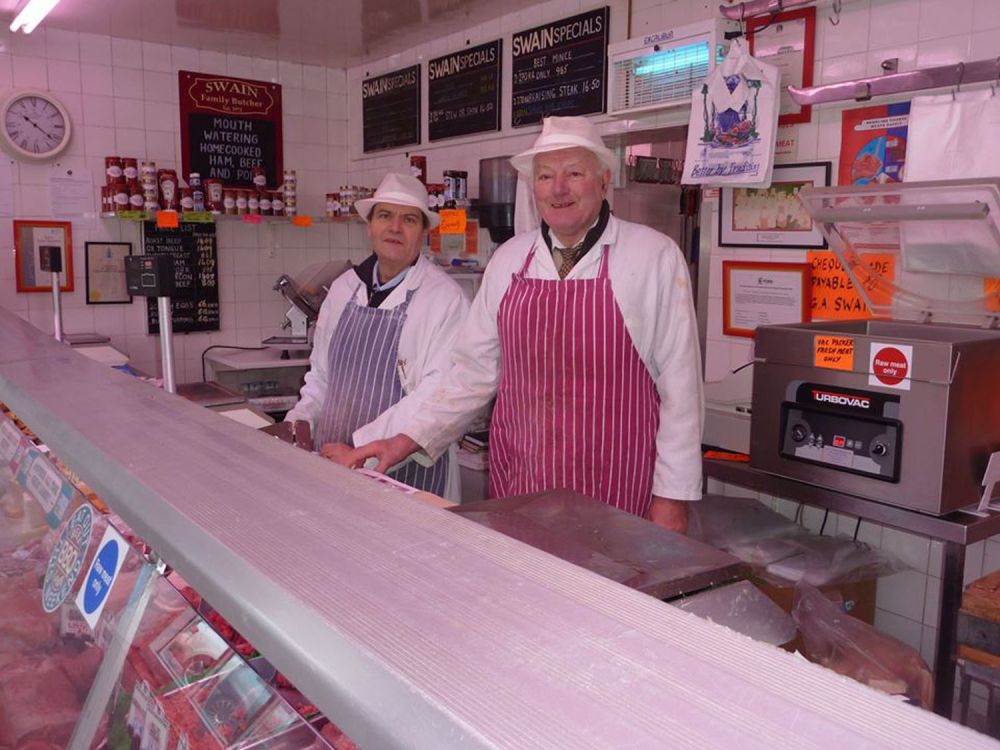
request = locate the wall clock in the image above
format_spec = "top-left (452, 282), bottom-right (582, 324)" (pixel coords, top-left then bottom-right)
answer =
top-left (1, 89), bottom-right (72, 162)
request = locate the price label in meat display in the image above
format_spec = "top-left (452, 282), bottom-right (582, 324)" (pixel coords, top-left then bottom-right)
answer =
top-left (42, 504), bottom-right (93, 613)
top-left (428, 40), bottom-right (502, 141)
top-left (75, 524), bottom-right (127, 630)
top-left (510, 7), bottom-right (609, 127)
top-left (362, 65), bottom-right (421, 153)
top-left (180, 71), bottom-right (283, 189)
top-left (0, 416), bottom-right (23, 466)
top-left (17, 448), bottom-right (78, 528)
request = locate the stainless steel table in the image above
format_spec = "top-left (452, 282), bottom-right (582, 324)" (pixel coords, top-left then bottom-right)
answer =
top-left (704, 458), bottom-right (1000, 717)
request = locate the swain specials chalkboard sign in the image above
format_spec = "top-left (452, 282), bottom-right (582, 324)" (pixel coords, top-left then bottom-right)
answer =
top-left (511, 7), bottom-right (609, 127)
top-left (142, 222), bottom-right (219, 334)
top-left (428, 40), bottom-right (502, 142)
top-left (179, 71), bottom-right (283, 189)
top-left (362, 65), bottom-right (421, 153)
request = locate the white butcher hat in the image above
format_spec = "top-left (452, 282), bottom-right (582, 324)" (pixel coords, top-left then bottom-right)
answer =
top-left (355, 172), bottom-right (440, 229)
top-left (509, 116), bottom-right (616, 177)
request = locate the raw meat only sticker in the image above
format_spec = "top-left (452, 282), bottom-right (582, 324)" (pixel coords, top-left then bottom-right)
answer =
top-left (868, 342), bottom-right (913, 391)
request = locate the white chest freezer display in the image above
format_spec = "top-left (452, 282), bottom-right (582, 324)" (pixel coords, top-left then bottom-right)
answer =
top-left (751, 179), bottom-right (1000, 515)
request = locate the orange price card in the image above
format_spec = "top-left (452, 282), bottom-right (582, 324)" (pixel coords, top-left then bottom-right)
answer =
top-left (156, 210), bottom-right (179, 229)
top-left (438, 209), bottom-right (466, 235)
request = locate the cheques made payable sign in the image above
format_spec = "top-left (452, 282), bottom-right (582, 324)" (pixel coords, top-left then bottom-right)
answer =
top-left (179, 71), bottom-right (283, 189)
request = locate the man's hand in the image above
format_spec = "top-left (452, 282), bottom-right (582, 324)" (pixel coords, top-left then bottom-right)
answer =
top-left (319, 442), bottom-right (357, 467)
top-left (647, 496), bottom-right (690, 535)
top-left (347, 434), bottom-right (421, 474)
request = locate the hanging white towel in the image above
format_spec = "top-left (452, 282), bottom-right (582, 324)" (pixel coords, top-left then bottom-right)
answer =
top-left (905, 89), bottom-right (1000, 181)
top-left (681, 38), bottom-right (781, 188)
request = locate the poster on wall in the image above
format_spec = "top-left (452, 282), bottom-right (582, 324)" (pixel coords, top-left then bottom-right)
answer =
top-left (428, 40), bottom-right (502, 141)
top-left (747, 6), bottom-right (816, 126)
top-left (142, 222), bottom-right (219, 334)
top-left (807, 248), bottom-right (896, 320)
top-left (179, 71), bottom-right (283, 190)
top-left (838, 102), bottom-right (909, 186)
top-left (13, 219), bottom-right (73, 292)
top-left (362, 65), bottom-right (421, 153)
top-left (510, 7), bottom-right (609, 127)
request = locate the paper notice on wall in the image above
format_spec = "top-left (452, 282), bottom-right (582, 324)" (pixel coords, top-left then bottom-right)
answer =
top-left (50, 174), bottom-right (95, 216)
top-left (808, 250), bottom-right (895, 320)
top-left (839, 102), bottom-right (909, 186)
top-left (986, 278), bottom-right (1000, 312)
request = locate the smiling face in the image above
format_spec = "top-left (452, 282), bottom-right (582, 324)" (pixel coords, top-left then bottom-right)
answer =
top-left (367, 202), bottom-right (428, 280)
top-left (532, 147), bottom-right (610, 248)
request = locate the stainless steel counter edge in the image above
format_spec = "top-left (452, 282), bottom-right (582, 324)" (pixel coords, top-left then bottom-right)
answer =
top-left (0, 309), bottom-right (993, 750)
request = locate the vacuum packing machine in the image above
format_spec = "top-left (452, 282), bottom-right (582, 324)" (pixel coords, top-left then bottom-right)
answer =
top-left (750, 179), bottom-right (1000, 516)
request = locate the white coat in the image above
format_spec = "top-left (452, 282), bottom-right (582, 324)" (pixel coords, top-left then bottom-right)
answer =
top-left (286, 255), bottom-right (470, 501)
top-left (408, 214), bottom-right (705, 501)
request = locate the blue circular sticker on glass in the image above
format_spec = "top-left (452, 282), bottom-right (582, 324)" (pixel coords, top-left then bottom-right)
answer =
top-left (83, 537), bottom-right (120, 614)
top-left (42, 504), bottom-right (93, 613)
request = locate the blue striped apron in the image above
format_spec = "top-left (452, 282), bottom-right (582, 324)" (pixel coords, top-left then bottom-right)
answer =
top-left (313, 285), bottom-right (448, 496)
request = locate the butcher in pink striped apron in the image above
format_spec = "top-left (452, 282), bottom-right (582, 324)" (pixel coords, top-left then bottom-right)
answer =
top-left (489, 242), bottom-right (660, 516)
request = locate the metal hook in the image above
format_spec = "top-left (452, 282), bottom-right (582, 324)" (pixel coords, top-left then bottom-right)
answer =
top-left (952, 61), bottom-right (965, 101)
top-left (829, 0), bottom-right (842, 26)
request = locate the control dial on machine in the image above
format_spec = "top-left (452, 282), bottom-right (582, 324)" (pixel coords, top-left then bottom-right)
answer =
top-left (791, 424), bottom-right (809, 442)
top-left (871, 440), bottom-right (889, 457)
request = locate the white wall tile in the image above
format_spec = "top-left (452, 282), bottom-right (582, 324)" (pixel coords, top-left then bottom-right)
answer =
top-left (143, 102), bottom-right (177, 133)
top-left (82, 125), bottom-right (116, 158)
top-left (143, 71), bottom-right (176, 103)
top-left (881, 528), bottom-right (930, 573)
top-left (46, 29), bottom-right (80, 62)
top-left (199, 50), bottom-right (226, 73)
top-left (81, 63), bottom-right (114, 96)
top-left (111, 38), bottom-right (142, 69)
top-left (78, 33), bottom-right (112, 65)
top-left (114, 97), bottom-right (145, 130)
top-left (916, 34), bottom-right (971, 68)
top-left (0, 53), bottom-right (11, 89)
top-left (278, 61), bottom-right (304, 88)
top-left (251, 57), bottom-right (278, 82)
top-left (964, 540), bottom-right (986, 585)
top-left (820, 0), bottom-right (872, 58)
top-left (112, 67), bottom-right (144, 98)
top-left (873, 607), bottom-right (924, 652)
top-left (226, 53), bottom-right (253, 78)
top-left (303, 64), bottom-right (326, 91)
top-left (145, 130), bottom-right (177, 163)
top-left (10, 28), bottom-right (46, 57)
top-left (171, 46), bottom-right (200, 73)
top-left (142, 42), bottom-right (173, 73)
top-left (969, 29), bottom-right (1000, 60)
top-left (984, 539), bottom-right (1000, 576)
top-left (867, 1), bottom-right (920, 47)
top-left (974, 0), bottom-right (1000, 28)
top-left (12, 55), bottom-right (47, 88)
top-left (115, 127), bottom-right (146, 157)
top-left (918, 0), bottom-right (974, 41)
top-left (83, 95), bottom-right (116, 127)
top-left (46, 59), bottom-right (81, 93)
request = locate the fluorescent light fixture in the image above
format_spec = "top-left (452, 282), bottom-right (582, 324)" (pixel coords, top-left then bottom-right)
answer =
top-left (634, 42), bottom-right (709, 77)
top-left (10, 0), bottom-right (61, 34)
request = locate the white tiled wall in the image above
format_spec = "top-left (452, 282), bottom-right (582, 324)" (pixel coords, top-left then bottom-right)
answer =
top-left (0, 27), bottom-right (352, 381)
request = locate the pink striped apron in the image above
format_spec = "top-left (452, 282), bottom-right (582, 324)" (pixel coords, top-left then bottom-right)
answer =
top-left (489, 244), bottom-right (660, 517)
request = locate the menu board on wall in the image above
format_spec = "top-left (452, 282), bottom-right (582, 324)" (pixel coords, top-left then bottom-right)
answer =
top-left (179, 71), bottom-right (283, 189)
top-left (428, 40), bottom-right (502, 141)
top-left (362, 65), bottom-right (421, 152)
top-left (510, 7), bottom-right (609, 127)
top-left (142, 222), bottom-right (219, 334)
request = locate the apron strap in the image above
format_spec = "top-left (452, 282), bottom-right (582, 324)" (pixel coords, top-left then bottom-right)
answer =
top-left (516, 245), bottom-right (537, 277)
top-left (597, 244), bottom-right (611, 280)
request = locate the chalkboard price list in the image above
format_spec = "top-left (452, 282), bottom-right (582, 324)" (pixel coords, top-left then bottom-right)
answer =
top-left (143, 222), bottom-right (220, 334)
top-left (428, 40), bottom-right (502, 142)
top-left (510, 7), bottom-right (609, 127)
top-left (362, 65), bottom-right (421, 153)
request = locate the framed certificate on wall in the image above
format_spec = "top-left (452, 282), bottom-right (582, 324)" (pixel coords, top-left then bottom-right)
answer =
top-left (722, 261), bottom-right (812, 337)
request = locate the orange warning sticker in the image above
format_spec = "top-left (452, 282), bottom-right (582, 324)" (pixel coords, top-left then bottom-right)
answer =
top-left (156, 210), bottom-right (179, 229)
top-left (813, 335), bottom-right (855, 371)
top-left (986, 277), bottom-right (1000, 312)
top-left (438, 209), bottom-right (467, 235)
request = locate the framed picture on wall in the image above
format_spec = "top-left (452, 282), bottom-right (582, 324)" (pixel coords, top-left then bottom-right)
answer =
top-left (722, 260), bottom-right (812, 337)
top-left (718, 161), bottom-right (831, 249)
top-left (13, 220), bottom-right (74, 293)
top-left (748, 6), bottom-right (816, 126)
top-left (85, 242), bottom-right (132, 304)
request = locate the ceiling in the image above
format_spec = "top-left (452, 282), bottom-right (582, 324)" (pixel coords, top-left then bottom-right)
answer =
top-left (4, 0), bottom-right (544, 69)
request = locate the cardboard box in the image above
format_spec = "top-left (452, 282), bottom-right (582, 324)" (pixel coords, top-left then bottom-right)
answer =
top-left (752, 576), bottom-right (877, 625)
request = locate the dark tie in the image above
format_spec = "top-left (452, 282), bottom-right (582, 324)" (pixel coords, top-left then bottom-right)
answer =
top-left (557, 241), bottom-right (585, 279)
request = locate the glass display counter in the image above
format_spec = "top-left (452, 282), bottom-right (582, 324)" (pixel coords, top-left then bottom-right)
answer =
top-left (0, 409), bottom-right (344, 750)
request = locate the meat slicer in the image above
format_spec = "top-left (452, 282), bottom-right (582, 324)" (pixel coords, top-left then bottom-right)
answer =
top-left (262, 260), bottom-right (351, 348)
